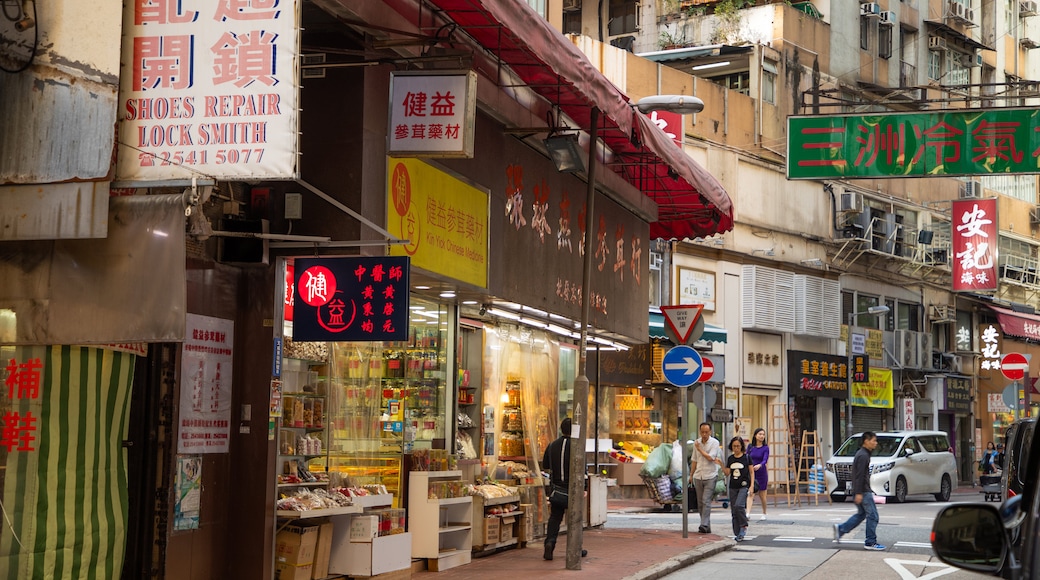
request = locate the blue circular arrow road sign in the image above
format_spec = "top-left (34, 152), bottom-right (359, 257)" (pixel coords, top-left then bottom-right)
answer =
top-left (661, 345), bottom-right (703, 387)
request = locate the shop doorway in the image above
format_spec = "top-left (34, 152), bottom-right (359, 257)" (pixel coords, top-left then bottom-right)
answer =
top-left (740, 393), bottom-right (769, 441)
top-left (123, 344), bottom-right (177, 579)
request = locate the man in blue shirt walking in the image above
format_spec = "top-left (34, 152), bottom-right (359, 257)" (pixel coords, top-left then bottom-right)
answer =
top-left (833, 431), bottom-right (886, 550)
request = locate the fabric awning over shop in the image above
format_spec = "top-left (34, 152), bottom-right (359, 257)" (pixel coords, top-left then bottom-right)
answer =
top-left (988, 304), bottom-right (1040, 342)
top-left (426, 0), bottom-right (734, 240)
top-left (649, 310), bottom-right (727, 343)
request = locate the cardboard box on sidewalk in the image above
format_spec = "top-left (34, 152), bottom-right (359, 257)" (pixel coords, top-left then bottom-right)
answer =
top-left (499, 515), bottom-right (516, 542)
top-left (482, 515), bottom-right (500, 545)
top-left (276, 524), bottom-right (319, 566)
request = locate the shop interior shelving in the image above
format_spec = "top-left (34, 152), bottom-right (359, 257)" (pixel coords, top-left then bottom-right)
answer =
top-left (408, 470), bottom-right (472, 572)
top-left (276, 357), bottom-right (329, 491)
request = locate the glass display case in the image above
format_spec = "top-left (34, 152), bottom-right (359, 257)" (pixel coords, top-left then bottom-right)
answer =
top-left (322, 298), bottom-right (452, 508)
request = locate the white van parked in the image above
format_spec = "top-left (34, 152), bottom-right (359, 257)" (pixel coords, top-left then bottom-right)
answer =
top-left (824, 430), bottom-right (957, 503)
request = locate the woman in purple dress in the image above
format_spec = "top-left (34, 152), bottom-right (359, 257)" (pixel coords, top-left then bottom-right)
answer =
top-left (747, 428), bottom-right (769, 519)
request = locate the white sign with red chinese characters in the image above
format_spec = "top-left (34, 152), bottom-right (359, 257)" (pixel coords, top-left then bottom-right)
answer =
top-left (388, 71), bottom-right (476, 158)
top-left (178, 314), bottom-right (234, 453)
top-left (116, 0), bottom-right (300, 181)
top-left (903, 398), bottom-right (915, 430)
top-left (952, 198), bottom-right (998, 292)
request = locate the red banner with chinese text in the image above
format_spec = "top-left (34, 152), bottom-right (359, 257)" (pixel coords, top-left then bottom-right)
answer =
top-left (952, 198), bottom-right (998, 292)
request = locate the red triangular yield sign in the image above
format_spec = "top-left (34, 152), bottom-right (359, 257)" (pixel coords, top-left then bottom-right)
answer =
top-left (660, 304), bottom-right (704, 345)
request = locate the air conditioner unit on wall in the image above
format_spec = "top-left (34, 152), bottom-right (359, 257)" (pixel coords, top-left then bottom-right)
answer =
top-left (929, 304), bottom-right (956, 322)
top-left (919, 332), bottom-right (935, 370)
top-left (563, 0), bottom-right (581, 11)
top-left (1031, 205), bottom-right (1040, 226)
top-left (1022, 1), bottom-right (1038, 17)
top-left (961, 180), bottom-right (983, 198)
top-left (895, 329), bottom-right (920, 368)
top-left (961, 53), bottom-right (982, 67)
top-left (839, 190), bottom-right (863, 213)
top-left (861, 2), bottom-right (881, 17)
top-left (929, 37), bottom-right (948, 51)
top-left (950, 354), bottom-right (967, 374)
top-left (879, 11), bottom-right (897, 25)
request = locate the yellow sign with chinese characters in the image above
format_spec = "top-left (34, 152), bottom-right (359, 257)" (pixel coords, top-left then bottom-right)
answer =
top-left (852, 368), bottom-right (894, 409)
top-left (387, 157), bottom-right (488, 288)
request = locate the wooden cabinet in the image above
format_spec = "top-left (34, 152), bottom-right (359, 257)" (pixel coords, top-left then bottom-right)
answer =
top-left (408, 471), bottom-right (472, 571)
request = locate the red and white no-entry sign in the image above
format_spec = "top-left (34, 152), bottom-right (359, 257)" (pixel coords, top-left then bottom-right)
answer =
top-left (699, 357), bottom-right (715, 383)
top-left (1001, 352), bottom-right (1030, 381)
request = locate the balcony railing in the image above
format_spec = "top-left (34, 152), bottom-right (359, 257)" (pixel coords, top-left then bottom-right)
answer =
top-left (900, 61), bottom-right (916, 89)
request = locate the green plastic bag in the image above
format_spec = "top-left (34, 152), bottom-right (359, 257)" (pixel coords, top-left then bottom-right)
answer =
top-left (639, 443), bottom-right (673, 478)
top-left (714, 477), bottom-right (726, 499)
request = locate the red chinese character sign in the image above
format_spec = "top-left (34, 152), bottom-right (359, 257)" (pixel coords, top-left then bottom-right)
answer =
top-left (116, 0), bottom-right (300, 181)
top-left (788, 109), bottom-right (1040, 179)
top-left (293, 257), bottom-right (411, 342)
top-left (952, 198), bottom-right (998, 292)
top-left (388, 71), bottom-right (477, 158)
top-left (179, 314), bottom-right (235, 453)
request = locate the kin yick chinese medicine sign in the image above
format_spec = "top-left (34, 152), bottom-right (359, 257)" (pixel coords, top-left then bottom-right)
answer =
top-left (788, 108), bottom-right (1040, 179)
top-left (293, 257), bottom-right (410, 342)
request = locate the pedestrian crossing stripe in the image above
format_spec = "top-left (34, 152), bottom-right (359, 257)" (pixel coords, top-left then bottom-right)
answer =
top-left (774, 537), bottom-right (815, 542)
top-left (884, 558), bottom-right (957, 580)
top-left (893, 541), bottom-right (934, 549)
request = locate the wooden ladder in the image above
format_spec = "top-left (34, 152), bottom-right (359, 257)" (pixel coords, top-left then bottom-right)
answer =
top-left (795, 430), bottom-right (830, 506)
top-left (766, 404), bottom-right (793, 507)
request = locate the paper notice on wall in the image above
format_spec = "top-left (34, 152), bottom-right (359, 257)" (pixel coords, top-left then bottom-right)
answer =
top-left (178, 314), bottom-right (234, 453)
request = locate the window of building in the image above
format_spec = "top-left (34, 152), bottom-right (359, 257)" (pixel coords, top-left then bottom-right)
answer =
top-left (879, 25), bottom-right (893, 59)
top-left (861, 18), bottom-right (870, 50)
top-left (563, 10), bottom-right (581, 35)
top-left (981, 174), bottom-right (1036, 202)
top-left (648, 251), bottom-right (663, 307)
top-left (608, 0), bottom-right (637, 36)
top-left (1007, 0), bottom-right (1015, 35)
top-left (525, 0), bottom-right (547, 18)
top-left (928, 50), bottom-right (941, 81)
top-left (762, 61), bottom-right (777, 104)
top-left (708, 71), bottom-right (751, 95)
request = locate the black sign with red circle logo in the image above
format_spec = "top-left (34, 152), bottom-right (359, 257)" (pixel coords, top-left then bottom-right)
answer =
top-left (293, 257), bottom-right (410, 342)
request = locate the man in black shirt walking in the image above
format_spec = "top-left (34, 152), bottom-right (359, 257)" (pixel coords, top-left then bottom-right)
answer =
top-left (541, 418), bottom-right (587, 561)
top-left (833, 431), bottom-right (886, 550)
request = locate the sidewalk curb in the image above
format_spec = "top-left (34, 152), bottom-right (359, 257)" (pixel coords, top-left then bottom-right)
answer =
top-left (622, 538), bottom-right (736, 580)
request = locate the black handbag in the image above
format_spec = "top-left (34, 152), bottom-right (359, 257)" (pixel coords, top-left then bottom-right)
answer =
top-left (548, 484), bottom-right (569, 508)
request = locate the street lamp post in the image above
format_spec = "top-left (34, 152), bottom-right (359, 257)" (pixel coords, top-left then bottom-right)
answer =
top-left (560, 95), bottom-right (705, 570)
top-left (846, 305), bottom-right (890, 439)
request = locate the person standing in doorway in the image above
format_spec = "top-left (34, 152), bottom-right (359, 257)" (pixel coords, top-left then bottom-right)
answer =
top-left (747, 428), bottom-right (770, 519)
top-left (834, 431), bottom-right (886, 550)
top-left (541, 418), bottom-right (587, 561)
top-left (691, 422), bottom-right (722, 534)
top-left (721, 436), bottom-right (752, 541)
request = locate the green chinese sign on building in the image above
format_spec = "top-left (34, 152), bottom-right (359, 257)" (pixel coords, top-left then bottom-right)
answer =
top-left (787, 108), bottom-right (1040, 179)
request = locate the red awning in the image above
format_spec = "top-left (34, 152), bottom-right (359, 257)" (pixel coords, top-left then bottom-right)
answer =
top-left (989, 304), bottom-right (1040, 342)
top-left (425, 0), bottom-right (734, 240)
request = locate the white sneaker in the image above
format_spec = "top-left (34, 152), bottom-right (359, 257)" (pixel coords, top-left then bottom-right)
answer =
top-left (759, 514), bottom-right (767, 521)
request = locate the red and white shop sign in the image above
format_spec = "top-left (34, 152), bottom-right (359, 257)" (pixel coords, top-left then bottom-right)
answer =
top-left (178, 314), bottom-right (234, 454)
top-left (952, 198), bottom-right (998, 292)
top-left (388, 71), bottom-right (476, 158)
top-left (284, 263), bottom-right (294, 322)
top-left (644, 110), bottom-right (683, 147)
top-left (116, 0), bottom-right (300, 181)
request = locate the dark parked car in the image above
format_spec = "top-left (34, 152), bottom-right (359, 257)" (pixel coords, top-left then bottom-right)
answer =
top-left (1002, 418), bottom-right (1036, 501)
top-left (931, 419), bottom-right (1039, 579)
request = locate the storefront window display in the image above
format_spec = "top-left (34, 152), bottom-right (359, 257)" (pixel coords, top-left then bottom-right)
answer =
top-left (481, 324), bottom-right (559, 478)
top-left (279, 293), bottom-right (454, 507)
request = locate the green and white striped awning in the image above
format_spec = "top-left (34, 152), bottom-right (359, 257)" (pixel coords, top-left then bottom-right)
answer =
top-left (649, 310), bottom-right (728, 343)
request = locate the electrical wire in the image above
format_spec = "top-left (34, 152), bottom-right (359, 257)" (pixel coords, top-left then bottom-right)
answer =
top-left (1, 0), bottom-right (21, 22)
top-left (0, 0), bottom-right (37, 74)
